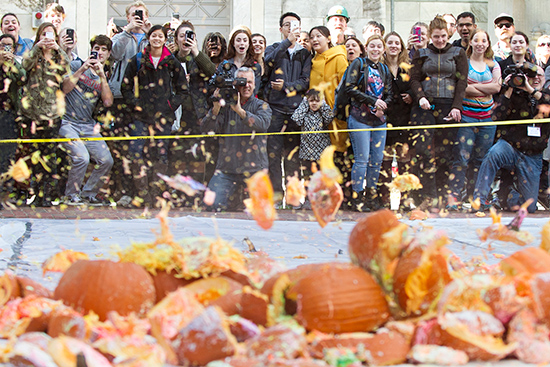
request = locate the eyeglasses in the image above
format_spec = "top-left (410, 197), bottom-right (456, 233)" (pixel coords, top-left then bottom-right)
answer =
top-left (457, 23), bottom-right (473, 28)
top-left (538, 43), bottom-right (550, 47)
top-left (496, 22), bottom-right (513, 29)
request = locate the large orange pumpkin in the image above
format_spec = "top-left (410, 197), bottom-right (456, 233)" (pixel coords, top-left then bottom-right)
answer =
top-left (54, 260), bottom-right (156, 321)
top-left (286, 263), bottom-right (390, 333)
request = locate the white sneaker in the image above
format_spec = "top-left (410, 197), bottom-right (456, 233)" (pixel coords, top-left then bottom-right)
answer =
top-left (64, 195), bottom-right (86, 206)
top-left (116, 195), bottom-right (133, 208)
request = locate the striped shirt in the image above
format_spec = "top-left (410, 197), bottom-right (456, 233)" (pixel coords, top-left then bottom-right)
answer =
top-left (462, 60), bottom-right (500, 120)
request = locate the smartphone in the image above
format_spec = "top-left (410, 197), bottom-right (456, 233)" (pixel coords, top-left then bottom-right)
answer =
top-left (290, 20), bottom-right (300, 31)
top-left (172, 12), bottom-right (180, 20)
top-left (134, 9), bottom-right (143, 20)
top-left (185, 30), bottom-right (195, 43)
top-left (66, 29), bottom-right (74, 42)
top-left (90, 51), bottom-right (98, 59)
top-left (4, 45), bottom-right (12, 52)
top-left (413, 26), bottom-right (422, 42)
top-left (167, 34), bottom-right (174, 44)
top-left (45, 31), bottom-right (54, 40)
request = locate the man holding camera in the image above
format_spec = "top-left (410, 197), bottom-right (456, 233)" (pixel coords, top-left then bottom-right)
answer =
top-left (264, 12), bottom-right (312, 207)
top-left (474, 65), bottom-right (550, 213)
top-left (59, 35), bottom-right (114, 206)
top-left (201, 67), bottom-right (272, 211)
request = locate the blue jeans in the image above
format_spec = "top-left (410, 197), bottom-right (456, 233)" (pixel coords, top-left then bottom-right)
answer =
top-left (59, 121), bottom-right (114, 198)
top-left (449, 116), bottom-right (496, 198)
top-left (207, 171), bottom-right (247, 211)
top-left (474, 139), bottom-right (542, 213)
top-left (348, 115), bottom-right (387, 193)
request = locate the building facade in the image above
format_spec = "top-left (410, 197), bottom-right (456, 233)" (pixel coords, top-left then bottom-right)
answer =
top-left (3, 0), bottom-right (548, 56)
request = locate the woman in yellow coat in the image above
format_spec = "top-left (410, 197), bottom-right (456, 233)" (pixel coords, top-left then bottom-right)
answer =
top-left (308, 26), bottom-right (349, 154)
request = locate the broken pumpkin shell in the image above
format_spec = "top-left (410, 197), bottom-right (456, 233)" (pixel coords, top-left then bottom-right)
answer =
top-left (408, 344), bottom-right (469, 366)
top-left (529, 272), bottom-right (550, 327)
top-left (348, 209), bottom-right (410, 292)
top-left (308, 329), bottom-right (411, 366)
top-left (244, 324), bottom-right (307, 361)
top-left (436, 274), bottom-right (500, 315)
top-left (286, 263), bottom-right (390, 333)
top-left (238, 286), bottom-right (269, 326)
top-left (54, 260), bottom-right (156, 321)
top-left (425, 311), bottom-right (516, 361)
top-left (506, 308), bottom-right (550, 364)
top-left (147, 287), bottom-right (205, 341)
top-left (172, 306), bottom-right (238, 366)
top-left (482, 283), bottom-right (527, 325)
top-left (48, 335), bottom-right (113, 367)
top-left (500, 247), bottom-right (550, 277)
top-left (393, 235), bottom-right (451, 316)
top-left (151, 270), bottom-right (196, 301)
top-left (47, 305), bottom-right (87, 339)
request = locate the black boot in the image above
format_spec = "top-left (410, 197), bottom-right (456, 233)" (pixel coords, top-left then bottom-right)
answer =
top-left (350, 191), bottom-right (366, 212)
top-left (364, 189), bottom-right (383, 212)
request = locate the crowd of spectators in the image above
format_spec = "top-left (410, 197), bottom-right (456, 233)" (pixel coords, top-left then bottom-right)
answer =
top-left (1, 2), bottom-right (550, 214)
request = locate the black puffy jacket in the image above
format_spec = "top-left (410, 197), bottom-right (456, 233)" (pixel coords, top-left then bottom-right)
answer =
top-left (121, 46), bottom-right (187, 129)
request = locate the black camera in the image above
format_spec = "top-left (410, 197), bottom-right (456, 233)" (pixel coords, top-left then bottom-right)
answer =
top-left (506, 62), bottom-right (538, 88)
top-left (211, 75), bottom-right (247, 105)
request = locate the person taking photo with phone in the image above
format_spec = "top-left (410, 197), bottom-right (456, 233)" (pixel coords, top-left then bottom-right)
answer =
top-left (171, 21), bottom-right (217, 196)
top-left (107, 1), bottom-right (151, 206)
top-left (20, 22), bottom-right (70, 207)
top-left (263, 12), bottom-right (312, 208)
top-left (59, 35), bottom-right (114, 206)
top-left (1, 13), bottom-right (33, 61)
top-left (0, 34), bottom-right (25, 208)
top-left (121, 25), bottom-right (187, 207)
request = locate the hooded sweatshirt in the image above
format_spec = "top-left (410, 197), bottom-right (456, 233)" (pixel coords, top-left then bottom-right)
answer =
top-left (309, 45), bottom-right (348, 152)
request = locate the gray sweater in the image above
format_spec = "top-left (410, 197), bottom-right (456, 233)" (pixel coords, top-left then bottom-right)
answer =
top-left (109, 30), bottom-right (148, 98)
top-left (202, 97), bottom-right (272, 174)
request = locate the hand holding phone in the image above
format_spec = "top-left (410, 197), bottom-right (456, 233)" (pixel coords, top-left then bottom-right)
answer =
top-left (413, 26), bottom-right (422, 43)
top-left (134, 9), bottom-right (143, 20)
top-left (290, 20), bottom-right (300, 31)
top-left (45, 31), bottom-right (55, 40)
top-left (90, 51), bottom-right (98, 60)
top-left (66, 29), bottom-right (74, 42)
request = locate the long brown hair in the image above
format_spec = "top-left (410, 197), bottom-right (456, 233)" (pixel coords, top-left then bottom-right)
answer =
top-left (225, 28), bottom-right (255, 66)
top-left (466, 29), bottom-right (494, 61)
top-left (383, 31), bottom-right (409, 65)
top-left (34, 22), bottom-right (58, 44)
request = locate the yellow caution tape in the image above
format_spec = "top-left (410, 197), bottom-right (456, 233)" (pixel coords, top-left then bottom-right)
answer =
top-left (1, 118), bottom-right (549, 144)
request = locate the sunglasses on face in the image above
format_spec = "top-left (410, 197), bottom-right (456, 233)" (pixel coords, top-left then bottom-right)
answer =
top-left (496, 22), bottom-right (513, 29)
top-left (538, 43), bottom-right (550, 47)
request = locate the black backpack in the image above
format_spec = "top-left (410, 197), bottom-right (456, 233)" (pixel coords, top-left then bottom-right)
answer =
top-left (333, 58), bottom-right (366, 121)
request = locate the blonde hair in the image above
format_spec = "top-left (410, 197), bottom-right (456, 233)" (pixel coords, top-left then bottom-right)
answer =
top-left (125, 1), bottom-right (149, 17)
